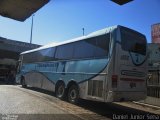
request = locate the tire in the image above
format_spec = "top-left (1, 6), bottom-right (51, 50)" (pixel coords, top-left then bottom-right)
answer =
top-left (67, 85), bottom-right (79, 104)
top-left (21, 78), bottom-right (27, 88)
top-left (55, 82), bottom-right (66, 100)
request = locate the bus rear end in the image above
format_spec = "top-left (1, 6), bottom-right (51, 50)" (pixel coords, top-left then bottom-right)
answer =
top-left (111, 26), bottom-right (147, 102)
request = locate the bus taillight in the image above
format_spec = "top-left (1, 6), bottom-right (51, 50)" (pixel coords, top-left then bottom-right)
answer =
top-left (112, 75), bottom-right (118, 88)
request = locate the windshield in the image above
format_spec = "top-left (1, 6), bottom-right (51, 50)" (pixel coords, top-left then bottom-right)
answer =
top-left (120, 27), bottom-right (146, 55)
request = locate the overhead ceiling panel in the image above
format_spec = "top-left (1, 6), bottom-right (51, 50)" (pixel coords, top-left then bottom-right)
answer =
top-left (0, 0), bottom-right (49, 21)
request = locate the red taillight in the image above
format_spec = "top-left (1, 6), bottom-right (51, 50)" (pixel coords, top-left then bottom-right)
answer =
top-left (112, 75), bottom-right (118, 88)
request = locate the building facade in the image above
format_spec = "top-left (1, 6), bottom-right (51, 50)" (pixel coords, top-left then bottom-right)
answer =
top-left (0, 37), bottom-right (40, 83)
top-left (147, 43), bottom-right (160, 104)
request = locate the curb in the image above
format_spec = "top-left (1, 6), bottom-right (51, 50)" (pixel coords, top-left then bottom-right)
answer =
top-left (133, 101), bottom-right (160, 109)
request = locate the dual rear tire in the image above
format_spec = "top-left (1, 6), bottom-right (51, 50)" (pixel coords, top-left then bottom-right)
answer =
top-left (67, 85), bottom-right (79, 104)
top-left (55, 82), bottom-right (66, 99)
top-left (55, 82), bottom-right (79, 104)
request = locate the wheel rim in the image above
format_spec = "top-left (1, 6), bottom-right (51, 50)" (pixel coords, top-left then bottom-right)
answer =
top-left (69, 89), bottom-right (77, 100)
top-left (57, 85), bottom-right (64, 97)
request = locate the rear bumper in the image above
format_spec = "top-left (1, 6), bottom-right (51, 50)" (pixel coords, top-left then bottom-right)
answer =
top-left (106, 91), bottom-right (147, 102)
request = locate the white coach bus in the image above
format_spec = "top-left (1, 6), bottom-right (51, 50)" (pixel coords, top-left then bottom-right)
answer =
top-left (16, 25), bottom-right (147, 103)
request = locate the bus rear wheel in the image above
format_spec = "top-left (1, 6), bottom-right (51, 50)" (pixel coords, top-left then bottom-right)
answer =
top-left (67, 85), bottom-right (79, 104)
top-left (55, 82), bottom-right (66, 100)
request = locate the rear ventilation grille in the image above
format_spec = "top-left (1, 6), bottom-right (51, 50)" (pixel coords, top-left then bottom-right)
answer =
top-left (88, 80), bottom-right (103, 98)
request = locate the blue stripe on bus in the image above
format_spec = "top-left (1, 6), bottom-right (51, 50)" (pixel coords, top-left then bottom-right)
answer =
top-left (21, 58), bottom-right (109, 85)
top-left (24, 70), bottom-right (55, 85)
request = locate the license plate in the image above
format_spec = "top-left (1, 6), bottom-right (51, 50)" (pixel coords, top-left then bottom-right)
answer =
top-left (130, 82), bottom-right (136, 88)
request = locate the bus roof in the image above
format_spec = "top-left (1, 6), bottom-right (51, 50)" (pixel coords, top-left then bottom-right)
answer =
top-left (21, 25), bottom-right (119, 55)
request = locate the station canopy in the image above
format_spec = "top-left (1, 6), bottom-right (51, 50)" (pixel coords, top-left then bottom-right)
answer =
top-left (111, 0), bottom-right (133, 5)
top-left (0, 0), bottom-right (49, 21)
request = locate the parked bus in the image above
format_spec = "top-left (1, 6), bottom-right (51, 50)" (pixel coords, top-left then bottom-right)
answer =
top-left (16, 25), bottom-right (147, 103)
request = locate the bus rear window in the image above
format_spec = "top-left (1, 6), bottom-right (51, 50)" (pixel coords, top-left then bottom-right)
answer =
top-left (121, 28), bottom-right (146, 55)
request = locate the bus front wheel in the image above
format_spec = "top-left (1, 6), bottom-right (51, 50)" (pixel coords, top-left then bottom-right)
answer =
top-left (67, 85), bottom-right (79, 104)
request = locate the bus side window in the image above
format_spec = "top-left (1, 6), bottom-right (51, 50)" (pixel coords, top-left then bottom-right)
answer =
top-left (95, 34), bottom-right (110, 58)
top-left (39, 47), bottom-right (55, 61)
top-left (73, 39), bottom-right (96, 59)
top-left (23, 47), bottom-right (55, 63)
top-left (55, 44), bottom-right (74, 60)
top-left (73, 35), bottom-right (110, 59)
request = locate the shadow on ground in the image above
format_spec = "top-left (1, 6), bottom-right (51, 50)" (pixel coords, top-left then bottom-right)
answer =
top-left (24, 86), bottom-right (159, 119)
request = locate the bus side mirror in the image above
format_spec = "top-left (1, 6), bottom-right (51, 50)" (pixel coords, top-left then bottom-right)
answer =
top-left (16, 60), bottom-right (21, 74)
